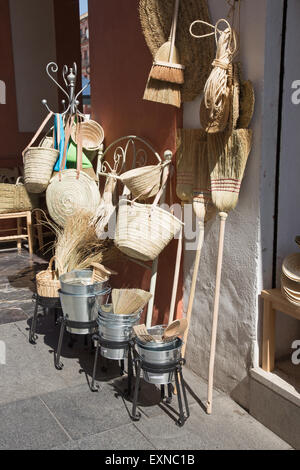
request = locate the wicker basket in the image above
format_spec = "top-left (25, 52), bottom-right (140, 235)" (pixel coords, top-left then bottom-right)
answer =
top-left (23, 112), bottom-right (59, 194)
top-left (0, 177), bottom-right (38, 214)
top-left (120, 163), bottom-right (167, 200)
top-left (71, 120), bottom-right (104, 153)
top-left (36, 257), bottom-right (61, 298)
top-left (115, 199), bottom-right (183, 261)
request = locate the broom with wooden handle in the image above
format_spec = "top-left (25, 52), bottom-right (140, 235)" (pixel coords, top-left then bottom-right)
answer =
top-left (206, 128), bottom-right (252, 414)
top-left (150, 0), bottom-right (185, 85)
top-left (181, 135), bottom-right (216, 358)
top-left (143, 0), bottom-right (182, 107)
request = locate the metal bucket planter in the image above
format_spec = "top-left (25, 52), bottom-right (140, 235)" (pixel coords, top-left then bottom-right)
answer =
top-left (98, 305), bottom-right (142, 360)
top-left (135, 325), bottom-right (183, 385)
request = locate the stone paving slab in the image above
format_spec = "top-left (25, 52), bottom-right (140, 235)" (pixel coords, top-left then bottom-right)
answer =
top-left (40, 383), bottom-right (132, 441)
top-left (0, 396), bottom-right (69, 450)
top-left (51, 423), bottom-right (155, 450)
top-left (134, 398), bottom-right (292, 451)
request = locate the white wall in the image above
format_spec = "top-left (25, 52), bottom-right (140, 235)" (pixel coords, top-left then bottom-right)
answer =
top-left (9, 0), bottom-right (58, 132)
top-left (275, 0), bottom-right (300, 359)
top-left (183, 0), bottom-right (267, 408)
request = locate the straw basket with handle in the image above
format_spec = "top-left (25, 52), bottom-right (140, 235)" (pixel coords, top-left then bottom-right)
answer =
top-left (115, 165), bottom-right (183, 262)
top-left (46, 115), bottom-right (101, 227)
top-left (119, 159), bottom-right (170, 201)
top-left (36, 256), bottom-right (61, 298)
top-left (23, 112), bottom-right (59, 194)
top-left (0, 177), bottom-right (38, 214)
top-left (71, 119), bottom-right (104, 161)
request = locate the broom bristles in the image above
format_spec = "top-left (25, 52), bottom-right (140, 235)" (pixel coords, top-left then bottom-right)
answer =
top-left (143, 76), bottom-right (181, 108)
top-left (192, 133), bottom-right (216, 223)
top-left (208, 129), bottom-right (253, 212)
top-left (151, 63), bottom-right (184, 85)
top-left (149, 40), bottom-right (185, 85)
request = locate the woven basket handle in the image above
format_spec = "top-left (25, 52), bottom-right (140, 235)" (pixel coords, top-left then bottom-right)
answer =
top-left (76, 114), bottom-right (83, 179)
top-left (151, 161), bottom-right (171, 210)
top-left (22, 111), bottom-right (54, 160)
top-left (59, 115), bottom-right (74, 180)
top-left (47, 256), bottom-right (62, 280)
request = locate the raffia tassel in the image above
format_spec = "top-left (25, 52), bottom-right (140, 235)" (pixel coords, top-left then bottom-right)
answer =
top-left (208, 129), bottom-right (253, 213)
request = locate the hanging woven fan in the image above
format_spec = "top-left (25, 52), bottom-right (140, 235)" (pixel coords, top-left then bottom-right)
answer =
top-left (139, 0), bottom-right (215, 102)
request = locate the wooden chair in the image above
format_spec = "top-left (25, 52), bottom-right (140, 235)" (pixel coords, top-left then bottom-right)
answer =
top-left (0, 211), bottom-right (33, 254)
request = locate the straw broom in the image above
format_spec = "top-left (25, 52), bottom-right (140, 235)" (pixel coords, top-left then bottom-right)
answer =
top-left (149, 0), bottom-right (184, 85)
top-left (143, 1), bottom-right (182, 107)
top-left (206, 128), bottom-right (252, 414)
top-left (181, 133), bottom-right (217, 358)
top-left (169, 129), bottom-right (210, 327)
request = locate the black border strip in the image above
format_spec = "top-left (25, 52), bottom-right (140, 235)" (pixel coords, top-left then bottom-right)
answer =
top-left (272, 0), bottom-right (288, 288)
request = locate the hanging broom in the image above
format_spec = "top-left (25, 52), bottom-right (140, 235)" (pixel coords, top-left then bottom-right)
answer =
top-left (181, 132), bottom-right (217, 358)
top-left (143, 0), bottom-right (183, 108)
top-left (206, 128), bottom-right (253, 414)
top-left (169, 129), bottom-right (210, 327)
top-left (149, 0), bottom-right (185, 85)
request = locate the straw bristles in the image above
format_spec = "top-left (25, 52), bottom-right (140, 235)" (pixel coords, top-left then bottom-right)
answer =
top-left (176, 129), bottom-right (206, 203)
top-left (192, 134), bottom-right (216, 223)
top-left (143, 76), bottom-right (181, 108)
top-left (208, 129), bottom-right (253, 212)
top-left (150, 41), bottom-right (184, 85)
top-left (227, 63), bottom-right (240, 134)
top-left (40, 210), bottom-right (119, 276)
top-left (151, 64), bottom-right (184, 85)
top-left (112, 289), bottom-right (152, 315)
top-left (238, 80), bottom-right (255, 129)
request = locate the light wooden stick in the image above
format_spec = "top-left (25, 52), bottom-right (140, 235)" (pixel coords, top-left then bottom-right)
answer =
top-left (181, 219), bottom-right (205, 358)
top-left (207, 211), bottom-right (228, 414)
top-left (168, 206), bottom-right (183, 325)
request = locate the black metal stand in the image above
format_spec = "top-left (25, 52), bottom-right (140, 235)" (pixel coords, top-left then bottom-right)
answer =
top-left (130, 346), bottom-right (190, 427)
top-left (91, 335), bottom-right (133, 392)
top-left (55, 318), bottom-right (97, 370)
top-left (29, 293), bottom-right (62, 344)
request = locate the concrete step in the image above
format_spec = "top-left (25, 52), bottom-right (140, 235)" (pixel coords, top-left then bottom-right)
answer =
top-left (250, 367), bottom-right (300, 449)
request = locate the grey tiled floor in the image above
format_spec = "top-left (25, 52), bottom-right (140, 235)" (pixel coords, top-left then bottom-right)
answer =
top-left (0, 249), bottom-right (293, 450)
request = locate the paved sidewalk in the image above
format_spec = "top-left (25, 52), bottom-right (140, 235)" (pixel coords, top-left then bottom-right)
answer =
top-left (0, 317), bottom-right (292, 450)
top-left (0, 249), bottom-right (293, 450)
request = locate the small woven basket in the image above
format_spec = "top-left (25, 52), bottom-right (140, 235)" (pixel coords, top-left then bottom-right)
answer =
top-left (36, 257), bottom-right (61, 298)
top-left (120, 164), bottom-right (165, 200)
top-left (23, 112), bottom-right (59, 194)
top-left (71, 120), bottom-right (104, 153)
top-left (115, 199), bottom-right (183, 261)
top-left (0, 177), bottom-right (38, 214)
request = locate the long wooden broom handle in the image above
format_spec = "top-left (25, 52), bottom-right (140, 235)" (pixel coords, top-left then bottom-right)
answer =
top-left (207, 211), bottom-right (228, 415)
top-left (168, 210), bottom-right (183, 325)
top-left (181, 219), bottom-right (205, 358)
top-left (169, 0), bottom-right (180, 64)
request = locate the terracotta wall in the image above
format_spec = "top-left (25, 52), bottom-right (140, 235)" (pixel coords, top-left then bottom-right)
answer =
top-left (0, 0), bottom-right (80, 235)
top-left (88, 0), bottom-right (183, 324)
top-left (0, 0), bottom-right (31, 168)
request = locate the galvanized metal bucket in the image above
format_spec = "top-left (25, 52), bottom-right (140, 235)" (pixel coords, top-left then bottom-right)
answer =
top-left (60, 269), bottom-right (109, 295)
top-left (59, 270), bottom-right (111, 335)
top-left (97, 304), bottom-right (142, 360)
top-left (135, 325), bottom-right (183, 385)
